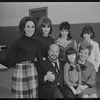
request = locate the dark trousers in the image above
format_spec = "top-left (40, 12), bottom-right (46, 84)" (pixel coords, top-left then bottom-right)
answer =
top-left (38, 85), bottom-right (64, 98)
top-left (54, 85), bottom-right (64, 98)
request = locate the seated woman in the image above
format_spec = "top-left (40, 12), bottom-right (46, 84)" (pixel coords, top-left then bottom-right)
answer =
top-left (63, 47), bottom-right (81, 98)
top-left (78, 41), bottom-right (98, 98)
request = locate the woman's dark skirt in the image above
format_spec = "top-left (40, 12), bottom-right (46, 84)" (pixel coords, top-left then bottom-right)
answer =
top-left (63, 84), bottom-right (78, 98)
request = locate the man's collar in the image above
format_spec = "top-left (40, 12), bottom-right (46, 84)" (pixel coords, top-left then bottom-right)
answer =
top-left (48, 56), bottom-right (59, 63)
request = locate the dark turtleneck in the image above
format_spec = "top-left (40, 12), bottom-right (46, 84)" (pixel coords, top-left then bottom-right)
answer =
top-left (35, 34), bottom-right (55, 58)
top-left (6, 36), bottom-right (43, 67)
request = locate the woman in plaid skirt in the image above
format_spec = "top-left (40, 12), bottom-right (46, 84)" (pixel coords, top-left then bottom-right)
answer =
top-left (6, 16), bottom-right (47, 98)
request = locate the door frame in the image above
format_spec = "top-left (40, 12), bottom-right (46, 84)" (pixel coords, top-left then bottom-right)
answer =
top-left (29, 7), bottom-right (48, 18)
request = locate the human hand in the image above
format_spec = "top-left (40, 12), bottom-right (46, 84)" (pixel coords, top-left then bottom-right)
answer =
top-left (76, 87), bottom-right (82, 94)
top-left (47, 71), bottom-right (53, 75)
top-left (45, 71), bottom-right (55, 82)
top-left (76, 85), bottom-right (83, 94)
top-left (72, 89), bottom-right (77, 95)
top-left (70, 87), bottom-right (77, 95)
top-left (78, 85), bottom-right (88, 92)
top-left (34, 57), bottom-right (37, 62)
top-left (43, 57), bottom-right (46, 60)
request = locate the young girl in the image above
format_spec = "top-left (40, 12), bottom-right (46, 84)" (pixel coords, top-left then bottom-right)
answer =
top-left (78, 41), bottom-right (98, 98)
top-left (6, 16), bottom-right (47, 98)
top-left (35, 17), bottom-right (55, 60)
top-left (63, 47), bottom-right (81, 98)
top-left (78, 26), bottom-right (100, 72)
top-left (55, 21), bottom-right (77, 62)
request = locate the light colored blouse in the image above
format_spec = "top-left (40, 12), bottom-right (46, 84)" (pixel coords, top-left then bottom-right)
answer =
top-left (78, 40), bottom-right (100, 72)
top-left (55, 37), bottom-right (77, 61)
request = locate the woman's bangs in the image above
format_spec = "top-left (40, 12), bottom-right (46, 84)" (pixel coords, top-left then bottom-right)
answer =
top-left (42, 22), bottom-right (50, 27)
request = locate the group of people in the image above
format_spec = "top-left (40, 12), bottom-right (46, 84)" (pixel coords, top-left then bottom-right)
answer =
top-left (6, 16), bottom-right (100, 98)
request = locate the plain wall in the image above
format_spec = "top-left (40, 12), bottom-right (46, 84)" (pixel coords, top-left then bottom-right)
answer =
top-left (0, 2), bottom-right (100, 26)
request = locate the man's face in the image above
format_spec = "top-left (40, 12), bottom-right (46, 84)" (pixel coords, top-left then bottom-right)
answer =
top-left (48, 44), bottom-right (59, 61)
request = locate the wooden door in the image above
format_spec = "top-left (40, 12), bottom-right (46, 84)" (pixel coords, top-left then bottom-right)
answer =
top-left (29, 7), bottom-right (47, 23)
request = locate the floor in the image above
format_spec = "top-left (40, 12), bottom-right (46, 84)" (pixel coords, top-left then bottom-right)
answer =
top-left (0, 68), bottom-right (12, 98)
top-left (0, 68), bottom-right (100, 98)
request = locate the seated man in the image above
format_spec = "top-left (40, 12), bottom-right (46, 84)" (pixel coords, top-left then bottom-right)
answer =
top-left (38, 43), bottom-right (65, 98)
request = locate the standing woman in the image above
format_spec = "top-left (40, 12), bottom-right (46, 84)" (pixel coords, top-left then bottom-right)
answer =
top-left (35, 17), bottom-right (55, 60)
top-left (6, 16), bottom-right (46, 98)
top-left (78, 26), bottom-right (100, 72)
top-left (55, 21), bottom-right (77, 62)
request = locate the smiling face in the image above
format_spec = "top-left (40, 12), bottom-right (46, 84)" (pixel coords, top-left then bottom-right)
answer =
top-left (42, 25), bottom-right (50, 36)
top-left (60, 29), bottom-right (69, 38)
top-left (67, 53), bottom-right (76, 63)
top-left (24, 21), bottom-right (35, 37)
top-left (79, 48), bottom-right (89, 61)
top-left (83, 33), bottom-right (91, 41)
top-left (48, 44), bottom-right (59, 61)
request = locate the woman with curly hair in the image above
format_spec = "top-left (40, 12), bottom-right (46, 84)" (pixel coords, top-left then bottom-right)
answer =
top-left (6, 16), bottom-right (47, 98)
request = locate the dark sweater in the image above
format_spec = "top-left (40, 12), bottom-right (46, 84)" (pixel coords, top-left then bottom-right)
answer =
top-left (35, 35), bottom-right (55, 58)
top-left (6, 36), bottom-right (48, 72)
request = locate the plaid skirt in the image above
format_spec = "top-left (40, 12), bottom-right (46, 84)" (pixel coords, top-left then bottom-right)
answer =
top-left (11, 61), bottom-right (38, 98)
